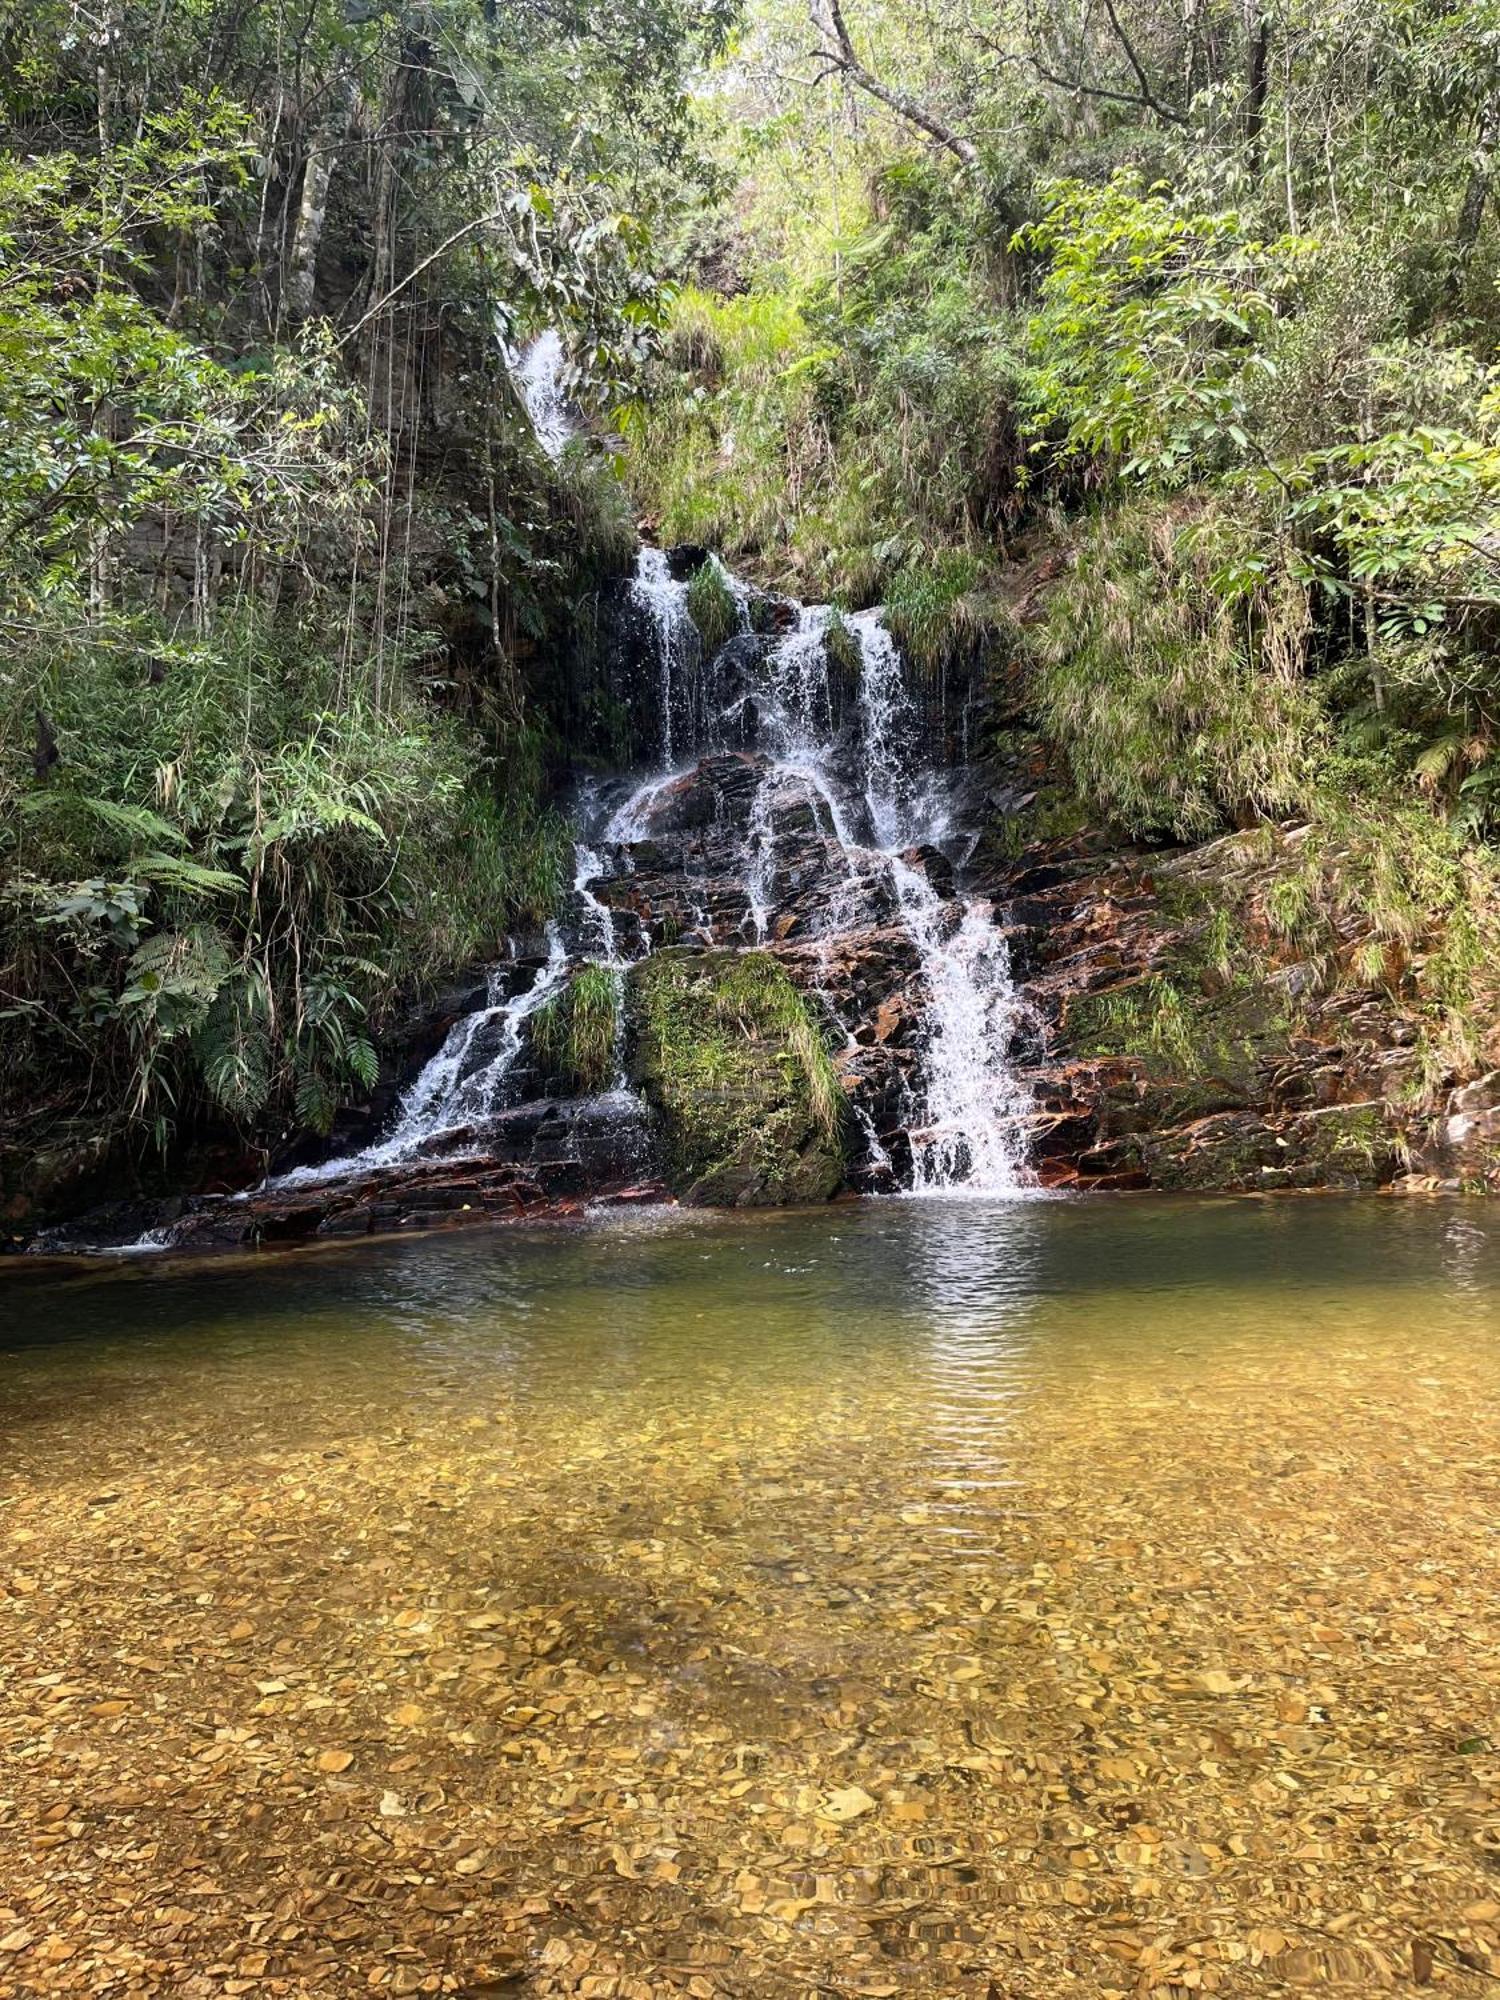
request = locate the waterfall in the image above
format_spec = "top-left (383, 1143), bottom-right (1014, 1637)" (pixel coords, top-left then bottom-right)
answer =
top-left (572, 842), bottom-right (622, 970)
top-left (886, 863), bottom-right (1030, 1193)
top-left (843, 617), bottom-right (1029, 1194)
top-left (629, 549), bottom-right (701, 763)
top-left (508, 330), bottom-right (572, 459)
top-left (270, 933), bottom-right (569, 1187)
top-left (692, 584), bottom-right (1028, 1194)
top-left (267, 549), bottom-right (1030, 1204)
top-left (848, 611), bottom-right (917, 850)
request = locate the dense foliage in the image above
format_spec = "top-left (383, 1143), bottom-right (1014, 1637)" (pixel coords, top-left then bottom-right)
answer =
top-left (7, 0), bottom-right (1500, 1191)
top-left (0, 0), bottom-right (725, 1176)
top-left (627, 0), bottom-right (1500, 1074)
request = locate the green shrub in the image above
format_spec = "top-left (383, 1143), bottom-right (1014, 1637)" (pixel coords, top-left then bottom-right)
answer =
top-left (0, 612), bottom-right (565, 1146)
top-left (884, 550), bottom-right (998, 671)
top-left (1028, 500), bottom-right (1322, 841)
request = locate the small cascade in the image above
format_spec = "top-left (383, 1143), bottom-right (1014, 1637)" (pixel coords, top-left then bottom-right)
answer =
top-left (568, 836), bottom-right (639, 1100)
top-left (842, 617), bottom-right (1029, 1194)
top-left (742, 779), bottom-right (776, 943)
top-left (849, 611), bottom-right (918, 851)
top-left (764, 604), bottom-right (835, 751)
top-left (887, 861), bottom-right (1030, 1193)
top-left (572, 842), bottom-right (622, 969)
top-left (273, 932), bottom-right (569, 1187)
top-left (628, 549), bottom-right (701, 763)
top-left (508, 330), bottom-right (573, 459)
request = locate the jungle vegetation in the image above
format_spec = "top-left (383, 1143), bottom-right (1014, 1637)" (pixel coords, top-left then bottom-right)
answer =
top-left (628, 0), bottom-right (1500, 1075)
top-left (3, 0), bottom-right (1500, 1180)
top-left (0, 0), bottom-right (729, 1171)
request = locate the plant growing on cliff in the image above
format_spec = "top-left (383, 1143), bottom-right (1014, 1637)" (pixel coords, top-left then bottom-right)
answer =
top-left (1028, 501), bottom-right (1321, 841)
top-left (532, 966), bottom-right (622, 1094)
top-left (883, 550), bottom-right (1002, 673)
top-left (685, 559), bottom-right (740, 653)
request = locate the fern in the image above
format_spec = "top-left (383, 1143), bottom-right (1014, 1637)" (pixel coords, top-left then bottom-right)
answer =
top-left (345, 1035), bottom-right (379, 1091)
top-left (294, 1067), bottom-right (336, 1135)
top-left (129, 851), bottom-right (245, 895)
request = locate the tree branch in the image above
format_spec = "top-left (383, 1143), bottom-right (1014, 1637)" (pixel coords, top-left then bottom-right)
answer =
top-left (335, 207), bottom-right (503, 349)
top-left (972, 24), bottom-right (1184, 125)
top-left (1099, 0), bottom-right (1186, 124)
top-left (815, 0), bottom-right (979, 167)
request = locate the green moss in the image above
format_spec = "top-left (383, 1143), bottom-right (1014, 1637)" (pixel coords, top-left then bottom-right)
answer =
top-left (1065, 886), bottom-right (1297, 1094)
top-left (531, 965), bottom-right (621, 1093)
top-left (1300, 1103), bottom-right (1392, 1180)
top-left (627, 949), bottom-right (845, 1204)
top-left (685, 558), bottom-right (739, 653)
top-left (987, 785), bottom-right (1092, 860)
top-left (1068, 976), bottom-right (1218, 1076)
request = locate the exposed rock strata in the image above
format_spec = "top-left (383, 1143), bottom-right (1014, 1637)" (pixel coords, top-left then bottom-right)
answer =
top-left (18, 548), bottom-right (1500, 1251)
top-left (972, 791), bottom-right (1496, 1194)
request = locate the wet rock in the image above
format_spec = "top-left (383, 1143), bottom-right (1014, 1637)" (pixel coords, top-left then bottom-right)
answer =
top-left (999, 797), bottom-right (1427, 1192)
top-left (664, 542), bottom-right (712, 581)
top-left (902, 844), bottom-right (955, 898)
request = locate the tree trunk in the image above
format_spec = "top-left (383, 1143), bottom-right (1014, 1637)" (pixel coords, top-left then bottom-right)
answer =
top-left (285, 77), bottom-right (352, 322)
top-left (1451, 95), bottom-right (1500, 299)
top-left (1242, 0), bottom-right (1270, 178)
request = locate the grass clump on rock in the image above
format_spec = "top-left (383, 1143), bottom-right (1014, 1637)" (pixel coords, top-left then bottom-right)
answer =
top-left (531, 965), bottom-right (621, 1093)
top-left (628, 949), bottom-right (845, 1204)
top-left (685, 558), bottom-right (740, 654)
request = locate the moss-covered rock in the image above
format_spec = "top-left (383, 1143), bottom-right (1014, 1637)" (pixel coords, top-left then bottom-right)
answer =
top-left (626, 949), bottom-right (845, 1205)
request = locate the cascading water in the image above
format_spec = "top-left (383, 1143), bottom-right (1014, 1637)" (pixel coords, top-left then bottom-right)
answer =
top-left (841, 612), bottom-right (1030, 1193)
top-left (263, 544), bottom-right (1030, 1205)
top-left (271, 933), bottom-right (571, 1188)
top-left (886, 860), bottom-right (1031, 1193)
top-left (507, 329), bottom-right (573, 459)
top-left (629, 548), bottom-right (700, 763)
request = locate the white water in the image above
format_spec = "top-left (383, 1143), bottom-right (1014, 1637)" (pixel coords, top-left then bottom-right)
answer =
top-left (665, 584), bottom-right (1030, 1194)
top-left (508, 330), bottom-right (573, 459)
top-left (886, 860), bottom-right (1031, 1193)
top-left (270, 931), bottom-right (570, 1188)
top-left (629, 549), bottom-right (700, 763)
top-left (266, 553), bottom-right (1029, 1201)
top-left (772, 611), bottom-right (1028, 1194)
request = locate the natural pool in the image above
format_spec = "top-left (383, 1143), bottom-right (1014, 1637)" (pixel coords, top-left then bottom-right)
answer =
top-left (2, 1196), bottom-right (1499, 1997)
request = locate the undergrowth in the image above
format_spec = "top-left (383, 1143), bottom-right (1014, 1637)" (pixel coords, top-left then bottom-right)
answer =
top-left (1, 613), bottom-right (568, 1148)
top-left (685, 558), bottom-right (739, 654)
top-left (532, 965), bottom-right (621, 1094)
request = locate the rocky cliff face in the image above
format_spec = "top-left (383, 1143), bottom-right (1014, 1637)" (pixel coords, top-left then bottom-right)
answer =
top-left (968, 748), bottom-right (1500, 1196)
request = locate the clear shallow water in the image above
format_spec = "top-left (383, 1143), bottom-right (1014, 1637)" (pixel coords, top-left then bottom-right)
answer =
top-left (3, 1198), bottom-right (1500, 1996)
